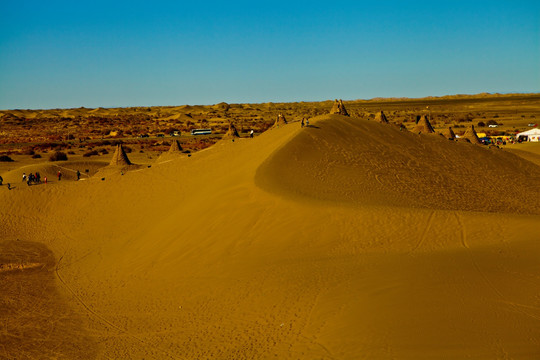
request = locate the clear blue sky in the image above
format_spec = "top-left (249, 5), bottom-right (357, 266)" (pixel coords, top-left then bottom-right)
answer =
top-left (1, 0), bottom-right (539, 109)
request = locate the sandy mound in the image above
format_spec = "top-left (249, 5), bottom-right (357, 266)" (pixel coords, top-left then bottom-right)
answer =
top-left (412, 115), bottom-right (435, 134)
top-left (330, 99), bottom-right (349, 116)
top-left (272, 113), bottom-right (287, 128)
top-left (441, 126), bottom-right (456, 140)
top-left (169, 139), bottom-right (183, 153)
top-left (109, 144), bottom-right (132, 166)
top-left (212, 102), bottom-right (230, 111)
top-left (156, 140), bottom-right (185, 163)
top-left (256, 115), bottom-right (540, 214)
top-left (374, 110), bottom-right (389, 123)
top-left (222, 122), bottom-right (240, 139)
top-left (460, 125), bottom-right (482, 144)
top-left (160, 113), bottom-right (193, 121)
top-left (94, 144), bottom-right (142, 177)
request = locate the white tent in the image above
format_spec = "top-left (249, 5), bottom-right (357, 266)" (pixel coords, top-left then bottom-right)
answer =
top-left (516, 128), bottom-right (540, 142)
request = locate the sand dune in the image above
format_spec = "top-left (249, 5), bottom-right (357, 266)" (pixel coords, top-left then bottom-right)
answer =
top-left (1, 115), bottom-right (539, 359)
top-left (256, 115), bottom-right (540, 214)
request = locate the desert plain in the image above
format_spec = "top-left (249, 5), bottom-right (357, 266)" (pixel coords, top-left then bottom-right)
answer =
top-left (1, 93), bottom-right (540, 359)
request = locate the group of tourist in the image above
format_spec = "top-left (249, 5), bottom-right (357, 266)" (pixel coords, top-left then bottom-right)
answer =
top-left (22, 172), bottom-right (46, 186)
top-left (2, 169), bottom-right (83, 191)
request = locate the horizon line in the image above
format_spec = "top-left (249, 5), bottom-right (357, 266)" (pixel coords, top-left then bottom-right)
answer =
top-left (2, 91), bottom-right (539, 112)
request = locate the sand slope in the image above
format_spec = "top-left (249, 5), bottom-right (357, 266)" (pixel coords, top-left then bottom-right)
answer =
top-left (1, 115), bottom-right (539, 359)
top-left (256, 115), bottom-right (540, 214)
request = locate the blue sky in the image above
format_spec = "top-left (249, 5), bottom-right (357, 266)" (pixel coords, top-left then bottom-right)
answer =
top-left (0, 0), bottom-right (538, 109)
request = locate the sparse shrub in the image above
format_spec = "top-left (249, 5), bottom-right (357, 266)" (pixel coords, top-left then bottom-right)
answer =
top-left (99, 148), bottom-right (109, 154)
top-left (49, 151), bottom-right (68, 161)
top-left (123, 146), bottom-right (132, 153)
top-left (32, 154), bottom-right (42, 159)
top-left (67, 151), bottom-right (75, 155)
top-left (0, 155), bottom-right (14, 162)
top-left (83, 150), bottom-right (99, 157)
top-left (477, 121), bottom-right (486, 127)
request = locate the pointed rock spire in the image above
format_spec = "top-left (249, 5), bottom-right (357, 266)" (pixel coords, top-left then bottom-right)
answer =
top-left (330, 99), bottom-right (349, 116)
top-left (375, 111), bottom-right (389, 124)
top-left (223, 122), bottom-right (240, 139)
top-left (412, 115), bottom-right (435, 134)
top-left (169, 139), bottom-right (183, 153)
top-left (441, 126), bottom-right (456, 140)
top-left (109, 144), bottom-right (132, 166)
top-left (272, 113), bottom-right (287, 128)
top-left (462, 125), bottom-right (482, 144)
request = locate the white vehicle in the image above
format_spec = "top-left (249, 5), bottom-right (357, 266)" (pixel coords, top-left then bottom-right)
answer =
top-left (488, 124), bottom-right (498, 128)
top-left (190, 129), bottom-right (212, 135)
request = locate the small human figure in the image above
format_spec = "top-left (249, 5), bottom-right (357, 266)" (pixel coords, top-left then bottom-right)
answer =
top-left (0, 175), bottom-right (3, 186)
top-left (306, 119), bottom-right (310, 127)
top-left (35, 172), bottom-right (41, 183)
top-left (250, 130), bottom-right (254, 138)
top-left (44, 176), bottom-right (47, 184)
top-left (76, 170), bottom-right (81, 181)
top-left (7, 183), bottom-right (11, 190)
top-left (301, 118), bottom-right (305, 128)
top-left (22, 173), bottom-right (26, 182)
top-left (57, 171), bottom-right (62, 181)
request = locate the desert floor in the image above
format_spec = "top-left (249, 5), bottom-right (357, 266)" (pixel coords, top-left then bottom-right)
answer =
top-left (1, 114), bottom-right (540, 359)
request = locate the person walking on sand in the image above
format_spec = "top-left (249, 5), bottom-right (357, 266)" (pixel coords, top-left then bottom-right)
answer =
top-left (7, 183), bottom-right (11, 190)
top-left (22, 173), bottom-right (26, 182)
top-left (301, 118), bottom-right (305, 128)
top-left (0, 175), bottom-right (3, 186)
top-left (57, 171), bottom-right (62, 181)
top-left (76, 170), bottom-right (81, 181)
top-left (44, 176), bottom-right (47, 184)
top-left (250, 130), bottom-right (254, 138)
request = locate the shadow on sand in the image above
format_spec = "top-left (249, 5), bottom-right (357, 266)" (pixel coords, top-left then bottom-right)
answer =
top-left (0, 240), bottom-right (98, 359)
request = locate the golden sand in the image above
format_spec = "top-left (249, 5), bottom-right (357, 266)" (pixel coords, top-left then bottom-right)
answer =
top-left (1, 114), bottom-right (539, 359)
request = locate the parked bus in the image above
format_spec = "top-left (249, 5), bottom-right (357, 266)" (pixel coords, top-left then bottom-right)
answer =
top-left (190, 129), bottom-right (212, 135)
